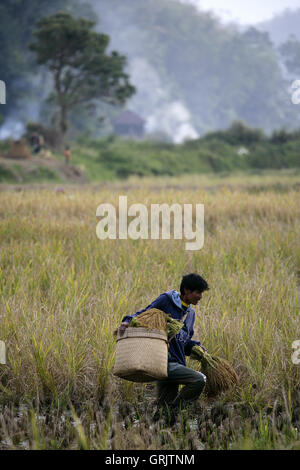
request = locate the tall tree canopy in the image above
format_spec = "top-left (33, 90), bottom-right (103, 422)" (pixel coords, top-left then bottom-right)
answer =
top-left (0, 0), bottom-right (85, 121)
top-left (29, 12), bottom-right (135, 138)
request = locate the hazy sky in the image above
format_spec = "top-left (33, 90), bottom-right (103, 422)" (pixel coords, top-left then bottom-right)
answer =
top-left (180, 0), bottom-right (300, 24)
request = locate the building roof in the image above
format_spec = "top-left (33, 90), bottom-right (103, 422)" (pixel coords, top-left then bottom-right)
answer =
top-left (113, 110), bottom-right (145, 126)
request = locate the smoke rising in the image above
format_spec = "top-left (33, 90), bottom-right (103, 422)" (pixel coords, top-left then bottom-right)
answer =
top-left (128, 58), bottom-right (198, 143)
top-left (90, 1), bottom-right (200, 143)
top-left (0, 119), bottom-right (24, 140)
top-left (146, 101), bottom-right (199, 143)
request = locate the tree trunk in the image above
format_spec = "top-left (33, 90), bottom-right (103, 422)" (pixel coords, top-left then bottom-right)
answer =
top-left (60, 105), bottom-right (68, 140)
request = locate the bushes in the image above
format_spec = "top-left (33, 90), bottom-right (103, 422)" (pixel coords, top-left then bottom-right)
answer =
top-left (203, 121), bottom-right (267, 146)
top-left (82, 128), bottom-right (300, 180)
top-left (97, 139), bottom-right (210, 178)
top-left (2, 121), bottom-right (300, 184)
top-left (25, 122), bottom-right (63, 150)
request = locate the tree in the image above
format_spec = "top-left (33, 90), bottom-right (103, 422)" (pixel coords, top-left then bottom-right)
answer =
top-left (0, 0), bottom-right (82, 121)
top-left (29, 12), bottom-right (136, 139)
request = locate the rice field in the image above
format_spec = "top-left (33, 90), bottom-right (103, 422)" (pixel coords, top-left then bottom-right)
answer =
top-left (0, 172), bottom-right (299, 450)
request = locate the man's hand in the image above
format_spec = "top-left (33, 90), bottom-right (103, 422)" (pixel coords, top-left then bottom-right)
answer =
top-left (118, 322), bottom-right (130, 337)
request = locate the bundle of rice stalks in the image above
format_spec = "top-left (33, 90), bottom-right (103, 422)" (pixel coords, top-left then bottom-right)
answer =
top-left (130, 309), bottom-right (167, 333)
top-left (190, 346), bottom-right (239, 397)
top-left (154, 315), bottom-right (238, 395)
top-left (166, 316), bottom-right (184, 340)
top-left (7, 139), bottom-right (31, 159)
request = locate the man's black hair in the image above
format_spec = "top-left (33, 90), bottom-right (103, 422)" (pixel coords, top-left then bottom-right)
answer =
top-left (180, 273), bottom-right (209, 295)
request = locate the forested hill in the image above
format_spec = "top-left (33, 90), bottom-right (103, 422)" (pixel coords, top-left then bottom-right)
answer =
top-left (0, 0), bottom-right (299, 141)
top-left (90, 0), bottom-right (299, 136)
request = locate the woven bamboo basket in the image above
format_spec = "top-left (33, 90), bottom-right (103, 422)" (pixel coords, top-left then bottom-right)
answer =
top-left (113, 327), bottom-right (168, 382)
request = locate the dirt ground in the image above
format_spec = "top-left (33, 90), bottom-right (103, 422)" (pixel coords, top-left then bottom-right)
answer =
top-left (0, 155), bottom-right (87, 184)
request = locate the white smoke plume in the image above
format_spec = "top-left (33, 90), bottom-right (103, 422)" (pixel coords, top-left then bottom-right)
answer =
top-left (0, 71), bottom-right (52, 140)
top-left (128, 57), bottom-right (199, 143)
top-left (0, 119), bottom-right (25, 140)
top-left (146, 101), bottom-right (199, 143)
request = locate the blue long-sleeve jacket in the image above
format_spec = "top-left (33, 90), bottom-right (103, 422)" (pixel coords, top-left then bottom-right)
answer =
top-left (122, 290), bottom-right (202, 366)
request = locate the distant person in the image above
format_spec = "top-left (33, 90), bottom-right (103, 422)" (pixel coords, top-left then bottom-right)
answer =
top-left (31, 133), bottom-right (44, 154)
top-left (64, 146), bottom-right (71, 165)
top-left (30, 132), bottom-right (38, 147)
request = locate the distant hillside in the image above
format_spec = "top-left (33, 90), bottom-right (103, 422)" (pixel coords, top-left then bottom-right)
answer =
top-left (1, 0), bottom-right (300, 142)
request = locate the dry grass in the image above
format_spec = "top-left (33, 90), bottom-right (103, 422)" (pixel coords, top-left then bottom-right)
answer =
top-left (0, 173), bottom-right (299, 448)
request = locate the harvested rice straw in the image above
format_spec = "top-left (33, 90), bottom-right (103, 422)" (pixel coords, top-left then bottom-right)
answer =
top-left (128, 309), bottom-right (183, 337)
top-left (166, 316), bottom-right (184, 340)
top-left (130, 309), bottom-right (182, 337)
top-left (190, 346), bottom-right (239, 397)
top-left (130, 309), bottom-right (167, 333)
top-left (113, 309), bottom-right (167, 336)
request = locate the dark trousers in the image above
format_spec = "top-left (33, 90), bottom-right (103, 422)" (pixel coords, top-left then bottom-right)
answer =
top-left (157, 361), bottom-right (206, 407)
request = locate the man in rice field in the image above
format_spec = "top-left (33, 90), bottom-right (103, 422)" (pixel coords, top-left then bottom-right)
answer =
top-left (119, 273), bottom-right (209, 424)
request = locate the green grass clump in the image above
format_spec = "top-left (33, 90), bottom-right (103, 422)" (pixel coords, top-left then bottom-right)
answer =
top-left (0, 164), bottom-right (15, 182)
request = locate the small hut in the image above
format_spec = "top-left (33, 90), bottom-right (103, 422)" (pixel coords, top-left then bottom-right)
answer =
top-left (6, 139), bottom-right (31, 159)
top-left (112, 110), bottom-right (145, 138)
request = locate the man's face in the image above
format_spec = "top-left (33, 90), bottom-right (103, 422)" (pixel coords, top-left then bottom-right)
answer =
top-left (183, 289), bottom-right (203, 305)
